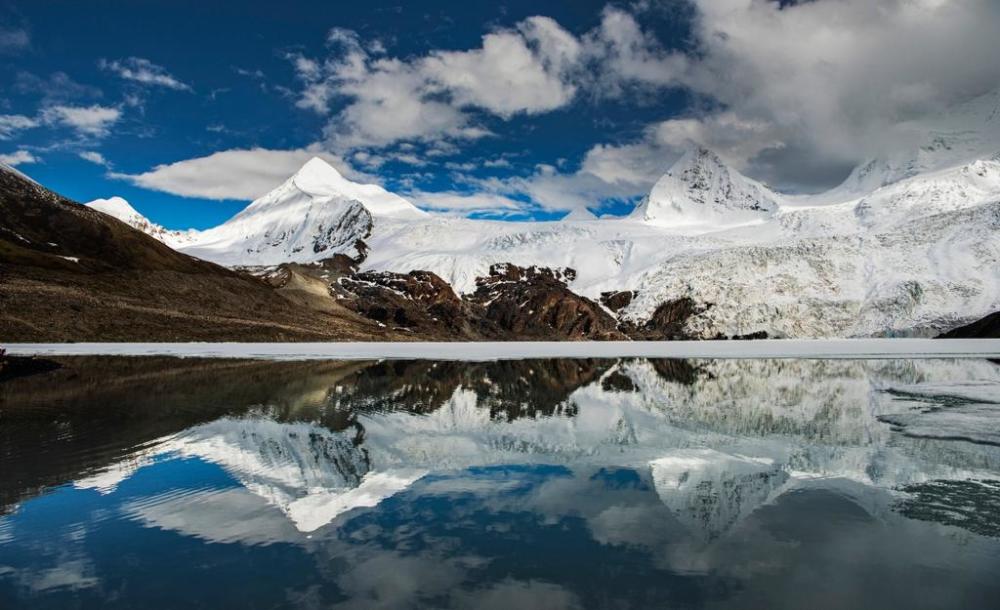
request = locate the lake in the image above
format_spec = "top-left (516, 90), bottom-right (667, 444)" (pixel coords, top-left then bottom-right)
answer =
top-left (2, 355), bottom-right (999, 609)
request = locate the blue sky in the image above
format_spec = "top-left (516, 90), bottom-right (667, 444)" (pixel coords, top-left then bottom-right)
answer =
top-left (2, 0), bottom-right (998, 229)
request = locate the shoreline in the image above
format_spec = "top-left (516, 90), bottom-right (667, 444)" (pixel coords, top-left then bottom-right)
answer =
top-left (6, 338), bottom-right (1000, 361)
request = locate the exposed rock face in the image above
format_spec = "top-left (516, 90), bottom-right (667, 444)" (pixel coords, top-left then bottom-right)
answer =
top-left (600, 290), bottom-right (636, 313)
top-left (334, 270), bottom-right (471, 335)
top-left (601, 370), bottom-right (637, 393)
top-left (325, 263), bottom-right (627, 340)
top-left (264, 259), bottom-right (715, 342)
top-left (468, 264), bottom-right (625, 340)
top-left (939, 311), bottom-right (1000, 338)
top-left (619, 297), bottom-right (709, 340)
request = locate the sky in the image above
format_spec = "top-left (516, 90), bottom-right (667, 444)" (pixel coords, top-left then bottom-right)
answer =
top-left (2, 0), bottom-right (999, 229)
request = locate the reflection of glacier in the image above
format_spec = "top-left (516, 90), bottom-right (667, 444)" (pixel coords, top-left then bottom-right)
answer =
top-left (649, 450), bottom-right (790, 542)
top-left (77, 358), bottom-right (1000, 538)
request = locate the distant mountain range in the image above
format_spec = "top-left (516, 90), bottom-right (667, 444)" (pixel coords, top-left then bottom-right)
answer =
top-left (2, 90), bottom-right (998, 341)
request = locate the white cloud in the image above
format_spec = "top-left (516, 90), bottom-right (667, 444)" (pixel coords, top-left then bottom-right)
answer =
top-left (0, 150), bottom-right (39, 166)
top-left (41, 104), bottom-right (122, 138)
top-left (669, 0), bottom-right (1000, 188)
top-left (99, 57), bottom-right (192, 91)
top-left (111, 147), bottom-right (369, 200)
top-left (420, 17), bottom-right (581, 117)
top-left (475, 0), bottom-right (1000, 202)
top-left (78, 151), bottom-right (111, 167)
top-left (411, 190), bottom-right (524, 216)
top-left (0, 114), bottom-right (39, 139)
top-left (582, 6), bottom-right (687, 95)
top-left (291, 8), bottom-right (679, 152)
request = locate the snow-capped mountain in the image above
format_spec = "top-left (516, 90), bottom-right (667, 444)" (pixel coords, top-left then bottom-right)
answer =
top-left (86, 196), bottom-right (199, 248)
top-left (179, 157), bottom-right (424, 266)
top-left (78, 92), bottom-right (1000, 339)
top-left (629, 147), bottom-right (781, 228)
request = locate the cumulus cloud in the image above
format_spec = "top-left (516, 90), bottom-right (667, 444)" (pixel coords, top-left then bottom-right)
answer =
top-left (40, 104), bottom-right (121, 138)
top-left (502, 0), bottom-right (1000, 203)
top-left (420, 16), bottom-right (581, 117)
top-left (99, 57), bottom-right (191, 91)
top-left (110, 147), bottom-right (369, 200)
top-left (672, 0), bottom-right (1000, 189)
top-left (291, 8), bottom-right (679, 151)
top-left (0, 114), bottom-right (39, 139)
top-left (0, 150), bottom-right (39, 166)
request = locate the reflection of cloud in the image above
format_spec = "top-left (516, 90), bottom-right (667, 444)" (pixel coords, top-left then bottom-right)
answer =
top-left (0, 560), bottom-right (98, 593)
top-left (451, 579), bottom-right (582, 610)
top-left (332, 552), bottom-right (466, 610)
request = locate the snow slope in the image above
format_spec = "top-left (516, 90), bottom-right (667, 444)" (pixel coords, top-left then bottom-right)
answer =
top-left (85, 196), bottom-right (199, 248)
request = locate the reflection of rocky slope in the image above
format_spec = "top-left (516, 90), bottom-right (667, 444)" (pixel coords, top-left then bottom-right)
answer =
top-left (5, 356), bottom-right (1000, 537)
top-left (0, 357), bottom-right (368, 511)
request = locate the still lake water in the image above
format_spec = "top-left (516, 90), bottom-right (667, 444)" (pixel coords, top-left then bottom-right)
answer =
top-left (1, 356), bottom-right (999, 609)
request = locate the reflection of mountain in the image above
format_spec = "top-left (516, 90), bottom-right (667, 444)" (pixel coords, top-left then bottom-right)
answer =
top-left (3, 356), bottom-right (1000, 538)
top-left (649, 449), bottom-right (790, 542)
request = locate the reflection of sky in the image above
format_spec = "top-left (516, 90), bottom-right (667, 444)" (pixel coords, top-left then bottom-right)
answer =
top-left (3, 357), bottom-right (1000, 607)
top-left (3, 460), bottom-right (1000, 609)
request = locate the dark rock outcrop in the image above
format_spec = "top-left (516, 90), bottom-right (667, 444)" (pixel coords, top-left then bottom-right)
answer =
top-left (601, 370), bottom-right (637, 392)
top-left (939, 311), bottom-right (1000, 338)
top-left (600, 290), bottom-right (636, 313)
top-left (334, 270), bottom-right (474, 335)
top-left (619, 297), bottom-right (709, 340)
top-left (468, 264), bottom-right (625, 340)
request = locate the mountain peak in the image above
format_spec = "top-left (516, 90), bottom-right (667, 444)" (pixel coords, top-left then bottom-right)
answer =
top-left (86, 196), bottom-right (199, 248)
top-left (631, 147), bottom-right (781, 228)
top-left (87, 196), bottom-right (143, 221)
top-left (294, 156), bottom-right (345, 183)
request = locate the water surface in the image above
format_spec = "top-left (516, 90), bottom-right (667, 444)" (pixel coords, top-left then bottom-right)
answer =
top-left (1, 356), bottom-right (999, 609)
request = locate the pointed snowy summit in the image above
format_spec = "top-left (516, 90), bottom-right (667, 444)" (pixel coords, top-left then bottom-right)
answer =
top-left (631, 147), bottom-right (781, 228)
top-left (562, 207), bottom-right (598, 221)
top-left (287, 156), bottom-right (426, 219)
top-left (179, 157), bottom-right (424, 266)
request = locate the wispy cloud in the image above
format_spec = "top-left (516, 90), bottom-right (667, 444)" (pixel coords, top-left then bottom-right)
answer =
top-left (0, 114), bottom-right (39, 139)
top-left (41, 105), bottom-right (122, 138)
top-left (15, 71), bottom-right (103, 103)
top-left (0, 26), bottom-right (29, 53)
top-left (99, 57), bottom-right (191, 91)
top-left (0, 150), bottom-right (39, 166)
top-left (78, 150), bottom-right (111, 167)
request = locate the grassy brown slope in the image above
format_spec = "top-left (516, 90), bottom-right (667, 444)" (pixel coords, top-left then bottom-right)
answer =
top-left (0, 167), bottom-right (409, 341)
